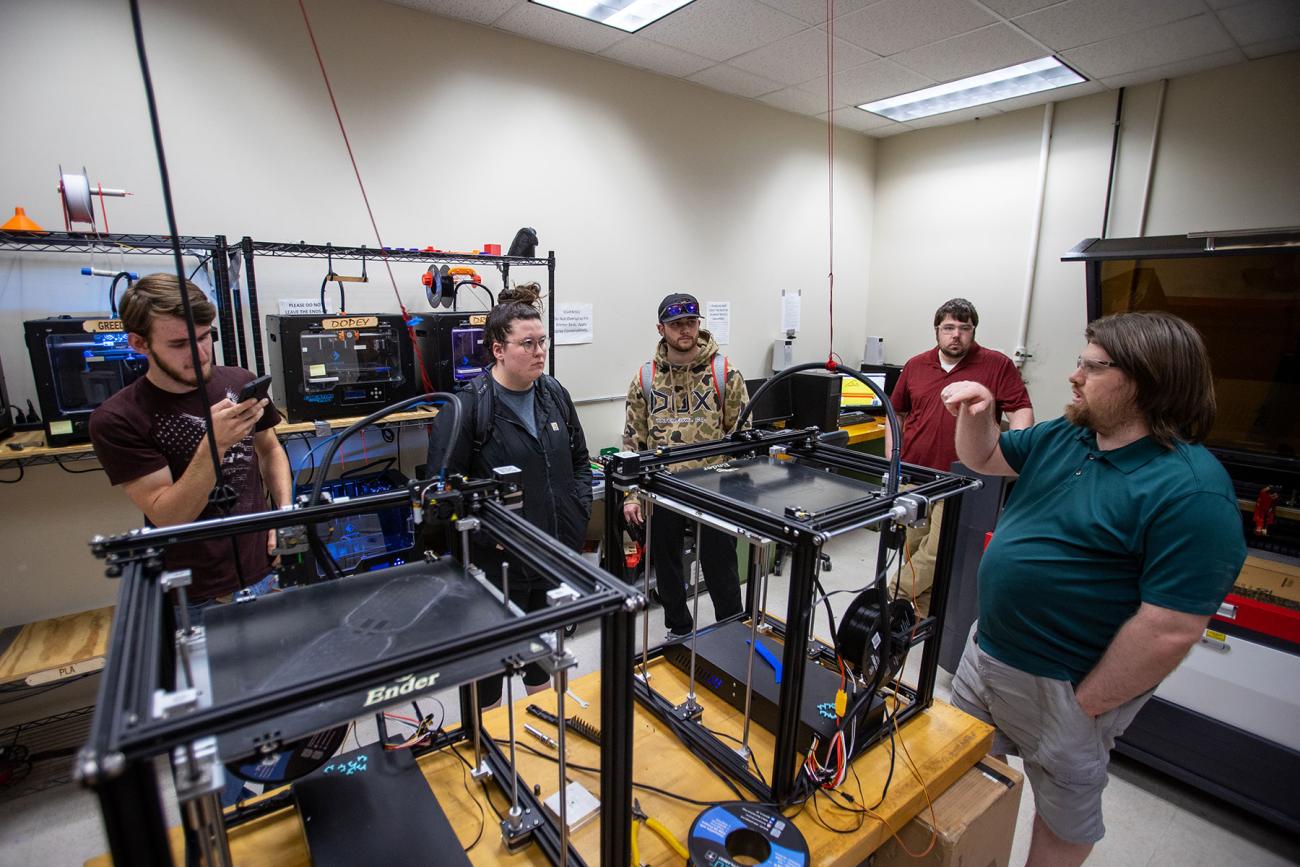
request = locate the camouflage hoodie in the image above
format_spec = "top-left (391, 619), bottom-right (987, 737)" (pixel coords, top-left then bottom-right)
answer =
top-left (623, 330), bottom-right (750, 471)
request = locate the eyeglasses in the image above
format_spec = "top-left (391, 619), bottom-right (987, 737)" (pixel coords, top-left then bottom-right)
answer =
top-left (937, 324), bottom-right (974, 334)
top-left (1076, 356), bottom-right (1121, 376)
top-left (507, 336), bottom-right (549, 353)
top-left (661, 302), bottom-right (700, 319)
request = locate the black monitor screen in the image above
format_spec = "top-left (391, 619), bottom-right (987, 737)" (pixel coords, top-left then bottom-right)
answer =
top-left (745, 377), bottom-right (793, 427)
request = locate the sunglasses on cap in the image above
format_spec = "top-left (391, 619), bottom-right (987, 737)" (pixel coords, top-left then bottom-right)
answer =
top-left (662, 301), bottom-right (700, 319)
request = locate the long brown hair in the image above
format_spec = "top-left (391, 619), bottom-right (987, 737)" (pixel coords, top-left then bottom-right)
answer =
top-left (1085, 311), bottom-right (1216, 448)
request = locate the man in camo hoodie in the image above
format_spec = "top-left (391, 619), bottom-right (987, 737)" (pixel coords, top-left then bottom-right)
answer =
top-left (623, 293), bottom-right (750, 639)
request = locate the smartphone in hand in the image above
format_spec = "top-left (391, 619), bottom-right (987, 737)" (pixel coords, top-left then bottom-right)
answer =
top-left (237, 374), bottom-right (273, 404)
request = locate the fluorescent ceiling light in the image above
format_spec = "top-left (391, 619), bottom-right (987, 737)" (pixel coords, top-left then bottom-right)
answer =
top-left (859, 57), bottom-right (1085, 122)
top-left (529, 0), bottom-right (695, 32)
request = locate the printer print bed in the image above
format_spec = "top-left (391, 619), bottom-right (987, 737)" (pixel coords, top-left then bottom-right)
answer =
top-left (674, 456), bottom-right (881, 520)
top-left (203, 557), bottom-right (551, 756)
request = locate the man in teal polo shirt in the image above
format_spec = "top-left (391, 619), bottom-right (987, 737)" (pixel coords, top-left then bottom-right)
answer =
top-left (940, 311), bottom-right (1245, 867)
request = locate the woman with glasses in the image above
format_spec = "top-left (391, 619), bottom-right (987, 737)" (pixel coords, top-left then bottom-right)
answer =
top-left (425, 283), bottom-right (592, 706)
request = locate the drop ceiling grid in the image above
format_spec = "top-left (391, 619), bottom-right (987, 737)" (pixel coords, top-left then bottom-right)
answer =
top-left (386, 0), bottom-right (1300, 136)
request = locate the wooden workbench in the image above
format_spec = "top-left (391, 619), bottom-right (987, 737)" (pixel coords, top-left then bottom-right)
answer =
top-left (0, 606), bottom-right (113, 686)
top-left (0, 408), bottom-right (439, 468)
top-left (88, 660), bottom-right (992, 866)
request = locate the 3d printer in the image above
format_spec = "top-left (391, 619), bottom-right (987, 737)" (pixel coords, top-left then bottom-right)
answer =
top-left (24, 315), bottom-right (149, 446)
top-left (414, 311), bottom-right (488, 392)
top-left (266, 313), bottom-right (419, 422)
top-left (277, 467), bottom-right (416, 586)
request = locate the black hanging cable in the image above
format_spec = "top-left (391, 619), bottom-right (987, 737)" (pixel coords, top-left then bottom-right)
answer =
top-left (738, 361), bottom-right (902, 494)
top-left (319, 271), bottom-right (345, 315)
top-left (320, 244), bottom-right (345, 313)
top-left (107, 271), bottom-right (133, 317)
top-left (128, 0), bottom-right (247, 588)
top-left (304, 392), bottom-right (461, 580)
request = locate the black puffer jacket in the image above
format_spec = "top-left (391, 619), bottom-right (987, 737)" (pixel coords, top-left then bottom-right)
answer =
top-left (426, 370), bottom-right (592, 568)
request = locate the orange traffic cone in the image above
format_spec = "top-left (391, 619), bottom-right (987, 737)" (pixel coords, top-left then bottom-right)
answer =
top-left (2, 207), bottom-right (46, 233)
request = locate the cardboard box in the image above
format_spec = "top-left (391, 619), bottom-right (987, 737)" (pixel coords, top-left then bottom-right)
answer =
top-left (1235, 556), bottom-right (1300, 607)
top-left (870, 756), bottom-right (1023, 867)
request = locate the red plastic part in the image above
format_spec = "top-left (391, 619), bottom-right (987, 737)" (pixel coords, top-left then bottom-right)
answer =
top-left (1213, 592), bottom-right (1300, 645)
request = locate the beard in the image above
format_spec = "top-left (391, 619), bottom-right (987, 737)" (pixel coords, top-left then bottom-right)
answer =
top-left (149, 352), bottom-right (210, 388)
top-left (939, 344), bottom-right (968, 361)
top-left (1064, 402), bottom-right (1089, 428)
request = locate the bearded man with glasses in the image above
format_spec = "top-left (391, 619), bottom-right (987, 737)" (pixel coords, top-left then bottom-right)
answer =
top-left (941, 311), bottom-right (1245, 866)
top-left (886, 297), bottom-right (1034, 615)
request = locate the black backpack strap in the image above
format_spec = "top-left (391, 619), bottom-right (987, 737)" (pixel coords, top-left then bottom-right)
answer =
top-left (470, 375), bottom-right (494, 457)
top-left (539, 374), bottom-right (575, 444)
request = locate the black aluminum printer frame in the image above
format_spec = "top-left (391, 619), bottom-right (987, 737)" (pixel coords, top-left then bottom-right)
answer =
top-left (603, 427), bottom-right (978, 803)
top-left (78, 487), bottom-right (641, 866)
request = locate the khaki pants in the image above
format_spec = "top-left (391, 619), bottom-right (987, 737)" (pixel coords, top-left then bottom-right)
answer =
top-left (900, 498), bottom-right (944, 617)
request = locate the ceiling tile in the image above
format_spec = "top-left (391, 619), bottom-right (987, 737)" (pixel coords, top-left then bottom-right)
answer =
top-left (905, 104), bottom-right (1003, 128)
top-left (386, 0), bottom-right (516, 26)
top-left (753, 0), bottom-right (875, 26)
top-left (1013, 0), bottom-right (1208, 51)
top-left (834, 0), bottom-right (996, 56)
top-left (988, 78), bottom-right (1105, 113)
top-left (492, 3), bottom-right (627, 53)
top-left (1063, 14), bottom-right (1236, 79)
top-left (1217, 0), bottom-right (1300, 46)
top-left (978, 0), bottom-right (1070, 17)
top-left (798, 59), bottom-right (934, 106)
top-left (1098, 47), bottom-right (1245, 88)
top-left (599, 35), bottom-right (715, 77)
top-left (867, 122), bottom-right (917, 137)
top-left (729, 29), bottom-right (877, 86)
top-left (824, 106), bottom-right (901, 130)
top-left (891, 23), bottom-right (1046, 81)
top-left (687, 63), bottom-right (784, 98)
top-left (638, 0), bottom-right (809, 62)
top-left (1241, 33), bottom-right (1300, 58)
top-left (759, 86), bottom-right (837, 115)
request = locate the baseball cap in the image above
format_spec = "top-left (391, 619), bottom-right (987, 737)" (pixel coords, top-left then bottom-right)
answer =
top-left (658, 293), bottom-right (701, 323)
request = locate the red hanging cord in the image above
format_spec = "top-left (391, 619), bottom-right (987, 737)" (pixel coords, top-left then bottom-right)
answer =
top-left (296, 0), bottom-right (434, 391)
top-left (825, 0), bottom-right (837, 370)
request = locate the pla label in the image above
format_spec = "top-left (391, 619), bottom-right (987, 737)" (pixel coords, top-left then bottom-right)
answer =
top-left (1204, 628), bottom-right (1227, 642)
top-left (82, 319), bottom-right (124, 333)
top-left (322, 316), bottom-right (378, 329)
top-left (469, 314), bottom-right (487, 326)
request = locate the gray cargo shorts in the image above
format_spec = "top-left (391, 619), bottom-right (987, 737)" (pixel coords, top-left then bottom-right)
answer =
top-left (949, 622), bottom-right (1153, 845)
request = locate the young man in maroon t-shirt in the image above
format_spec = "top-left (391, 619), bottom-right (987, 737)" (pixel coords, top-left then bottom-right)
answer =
top-left (886, 298), bottom-right (1033, 614)
top-left (89, 274), bottom-right (291, 606)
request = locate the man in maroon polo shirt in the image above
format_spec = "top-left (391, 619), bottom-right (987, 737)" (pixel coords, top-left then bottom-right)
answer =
top-left (886, 298), bottom-right (1033, 615)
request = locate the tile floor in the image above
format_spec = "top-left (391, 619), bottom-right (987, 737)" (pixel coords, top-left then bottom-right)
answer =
top-left (2, 529), bottom-right (1297, 865)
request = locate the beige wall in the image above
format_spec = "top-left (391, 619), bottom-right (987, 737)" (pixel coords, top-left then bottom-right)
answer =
top-left (0, 0), bottom-right (874, 625)
top-left (868, 51), bottom-right (1300, 418)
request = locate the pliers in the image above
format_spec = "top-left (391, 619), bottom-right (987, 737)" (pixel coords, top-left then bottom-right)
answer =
top-left (630, 798), bottom-right (690, 865)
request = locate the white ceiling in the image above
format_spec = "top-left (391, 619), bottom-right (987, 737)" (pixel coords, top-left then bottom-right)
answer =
top-left (386, 0), bottom-right (1300, 136)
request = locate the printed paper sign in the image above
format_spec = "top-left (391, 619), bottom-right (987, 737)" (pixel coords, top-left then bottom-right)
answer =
top-left (706, 301), bottom-right (731, 345)
top-left (279, 298), bottom-right (325, 315)
top-left (781, 289), bottom-right (801, 334)
top-left (555, 303), bottom-right (593, 345)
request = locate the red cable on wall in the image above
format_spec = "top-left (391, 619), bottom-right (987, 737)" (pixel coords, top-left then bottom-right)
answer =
top-left (296, 0), bottom-right (434, 392)
top-left (825, 0), bottom-right (838, 370)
